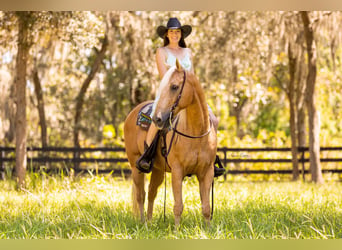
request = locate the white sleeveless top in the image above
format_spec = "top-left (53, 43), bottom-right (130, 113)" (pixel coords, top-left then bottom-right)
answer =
top-left (164, 47), bottom-right (192, 71)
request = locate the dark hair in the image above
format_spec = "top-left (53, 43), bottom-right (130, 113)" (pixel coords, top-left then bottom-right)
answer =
top-left (163, 31), bottom-right (187, 48)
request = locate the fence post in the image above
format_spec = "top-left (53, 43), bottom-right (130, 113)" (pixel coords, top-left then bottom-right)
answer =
top-left (223, 148), bottom-right (227, 181)
top-left (0, 149), bottom-right (4, 180)
top-left (73, 147), bottom-right (80, 176)
top-left (301, 148), bottom-right (305, 182)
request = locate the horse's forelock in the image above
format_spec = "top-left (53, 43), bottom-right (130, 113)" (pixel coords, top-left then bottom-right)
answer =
top-left (151, 66), bottom-right (177, 117)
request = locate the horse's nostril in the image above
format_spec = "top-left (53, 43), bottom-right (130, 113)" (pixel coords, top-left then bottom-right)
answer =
top-left (152, 112), bottom-right (170, 129)
top-left (153, 113), bottom-right (169, 128)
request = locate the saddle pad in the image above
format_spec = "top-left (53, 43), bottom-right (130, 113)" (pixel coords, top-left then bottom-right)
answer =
top-left (136, 102), bottom-right (153, 130)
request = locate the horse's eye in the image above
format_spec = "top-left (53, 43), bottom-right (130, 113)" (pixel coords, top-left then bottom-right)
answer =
top-left (171, 85), bottom-right (179, 91)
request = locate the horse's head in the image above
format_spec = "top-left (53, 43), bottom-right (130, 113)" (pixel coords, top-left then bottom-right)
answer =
top-left (152, 60), bottom-right (194, 129)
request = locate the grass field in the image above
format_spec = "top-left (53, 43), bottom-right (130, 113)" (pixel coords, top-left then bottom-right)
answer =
top-left (0, 173), bottom-right (341, 239)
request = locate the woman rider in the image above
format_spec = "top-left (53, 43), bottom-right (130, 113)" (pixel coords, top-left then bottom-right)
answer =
top-left (137, 17), bottom-right (225, 177)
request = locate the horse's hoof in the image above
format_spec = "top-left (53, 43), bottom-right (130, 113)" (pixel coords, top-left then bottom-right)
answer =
top-left (204, 219), bottom-right (211, 228)
top-left (173, 223), bottom-right (181, 232)
top-left (174, 217), bottom-right (181, 228)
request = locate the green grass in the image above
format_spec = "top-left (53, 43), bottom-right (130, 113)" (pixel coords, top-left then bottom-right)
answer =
top-left (0, 173), bottom-right (341, 239)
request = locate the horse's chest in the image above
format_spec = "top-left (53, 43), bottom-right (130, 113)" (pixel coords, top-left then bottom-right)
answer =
top-left (165, 131), bottom-right (215, 171)
top-left (174, 143), bottom-right (210, 167)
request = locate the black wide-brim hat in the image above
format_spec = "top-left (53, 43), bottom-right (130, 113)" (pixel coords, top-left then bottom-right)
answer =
top-left (157, 17), bottom-right (192, 39)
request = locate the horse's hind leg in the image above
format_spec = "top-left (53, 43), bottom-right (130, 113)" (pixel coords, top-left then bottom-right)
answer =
top-left (147, 167), bottom-right (165, 220)
top-left (131, 167), bottom-right (146, 222)
top-left (198, 169), bottom-right (214, 226)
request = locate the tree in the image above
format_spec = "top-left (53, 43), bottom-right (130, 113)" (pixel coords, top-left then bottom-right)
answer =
top-left (14, 11), bottom-right (34, 188)
top-left (287, 42), bottom-right (300, 180)
top-left (32, 68), bottom-right (48, 147)
top-left (73, 35), bottom-right (109, 148)
top-left (300, 11), bottom-right (324, 184)
top-left (29, 12), bottom-right (72, 148)
top-left (276, 12), bottom-right (307, 181)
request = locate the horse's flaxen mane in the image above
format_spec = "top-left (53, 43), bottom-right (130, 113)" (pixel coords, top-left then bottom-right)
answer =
top-left (151, 66), bottom-right (177, 117)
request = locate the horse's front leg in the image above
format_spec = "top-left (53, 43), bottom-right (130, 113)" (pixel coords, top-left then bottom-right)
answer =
top-left (198, 167), bottom-right (214, 226)
top-left (147, 167), bottom-right (165, 220)
top-left (171, 167), bottom-right (184, 226)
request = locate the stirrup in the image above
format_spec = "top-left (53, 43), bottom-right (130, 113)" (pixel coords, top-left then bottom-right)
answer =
top-left (136, 155), bottom-right (154, 173)
top-left (214, 155), bottom-right (225, 177)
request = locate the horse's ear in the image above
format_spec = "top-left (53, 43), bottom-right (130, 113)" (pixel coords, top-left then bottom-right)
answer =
top-left (176, 58), bottom-right (182, 71)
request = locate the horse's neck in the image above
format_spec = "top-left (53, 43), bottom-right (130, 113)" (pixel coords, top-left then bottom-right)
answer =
top-left (181, 84), bottom-right (210, 135)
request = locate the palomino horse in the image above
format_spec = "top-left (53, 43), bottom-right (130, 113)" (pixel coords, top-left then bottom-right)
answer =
top-left (123, 60), bottom-right (216, 226)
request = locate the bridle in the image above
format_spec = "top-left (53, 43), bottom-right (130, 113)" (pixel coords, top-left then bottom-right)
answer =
top-left (169, 70), bottom-right (187, 116)
top-left (168, 70), bottom-right (212, 139)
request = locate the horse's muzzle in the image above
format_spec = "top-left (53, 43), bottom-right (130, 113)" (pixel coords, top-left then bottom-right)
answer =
top-left (152, 111), bottom-right (170, 129)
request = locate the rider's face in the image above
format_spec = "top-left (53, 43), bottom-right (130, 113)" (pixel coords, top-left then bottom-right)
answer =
top-left (167, 29), bottom-right (181, 44)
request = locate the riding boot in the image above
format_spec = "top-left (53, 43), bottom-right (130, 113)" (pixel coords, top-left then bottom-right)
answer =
top-left (214, 155), bottom-right (225, 177)
top-left (136, 131), bottom-right (161, 173)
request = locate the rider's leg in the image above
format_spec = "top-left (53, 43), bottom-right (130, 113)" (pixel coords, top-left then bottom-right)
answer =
top-left (136, 123), bottom-right (160, 173)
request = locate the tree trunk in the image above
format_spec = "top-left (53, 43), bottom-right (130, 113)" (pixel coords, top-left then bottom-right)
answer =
top-left (4, 84), bottom-right (16, 143)
top-left (296, 41), bottom-right (307, 180)
top-left (301, 11), bottom-right (324, 184)
top-left (287, 43), bottom-right (300, 181)
top-left (33, 68), bottom-right (48, 148)
top-left (74, 35), bottom-right (108, 148)
top-left (14, 12), bottom-right (31, 189)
